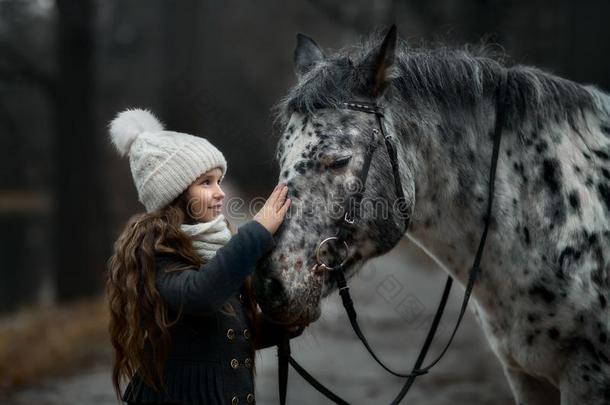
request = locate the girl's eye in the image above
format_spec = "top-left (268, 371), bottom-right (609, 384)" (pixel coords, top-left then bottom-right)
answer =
top-left (202, 180), bottom-right (210, 185)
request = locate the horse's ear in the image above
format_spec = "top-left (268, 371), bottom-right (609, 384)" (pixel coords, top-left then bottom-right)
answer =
top-left (360, 25), bottom-right (398, 96)
top-left (294, 33), bottom-right (325, 79)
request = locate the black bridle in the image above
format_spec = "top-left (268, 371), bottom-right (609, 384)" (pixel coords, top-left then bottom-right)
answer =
top-left (278, 73), bottom-right (508, 404)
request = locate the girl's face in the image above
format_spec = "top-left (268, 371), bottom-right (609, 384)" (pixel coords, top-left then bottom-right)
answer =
top-left (185, 167), bottom-right (226, 222)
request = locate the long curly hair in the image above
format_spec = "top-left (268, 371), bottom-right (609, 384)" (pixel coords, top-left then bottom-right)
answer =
top-left (106, 190), bottom-right (260, 401)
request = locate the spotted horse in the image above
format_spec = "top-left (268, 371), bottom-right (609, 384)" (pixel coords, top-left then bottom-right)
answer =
top-left (253, 26), bottom-right (610, 404)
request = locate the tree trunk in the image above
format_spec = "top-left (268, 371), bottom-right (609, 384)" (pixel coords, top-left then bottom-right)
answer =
top-left (53, 0), bottom-right (107, 302)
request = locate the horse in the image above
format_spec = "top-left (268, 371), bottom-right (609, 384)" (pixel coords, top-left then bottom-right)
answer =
top-left (253, 26), bottom-right (610, 404)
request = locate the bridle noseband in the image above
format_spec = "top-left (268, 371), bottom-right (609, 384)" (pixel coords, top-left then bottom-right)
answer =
top-left (279, 72), bottom-right (508, 405)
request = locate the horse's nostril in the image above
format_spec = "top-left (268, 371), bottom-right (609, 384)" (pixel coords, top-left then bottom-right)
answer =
top-left (264, 276), bottom-right (289, 310)
top-left (266, 276), bottom-right (285, 296)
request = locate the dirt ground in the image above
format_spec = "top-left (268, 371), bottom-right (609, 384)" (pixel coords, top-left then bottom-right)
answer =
top-left (6, 239), bottom-right (515, 405)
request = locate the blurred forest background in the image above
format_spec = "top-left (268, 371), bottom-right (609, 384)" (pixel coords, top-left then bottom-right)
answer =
top-left (1, 0), bottom-right (609, 403)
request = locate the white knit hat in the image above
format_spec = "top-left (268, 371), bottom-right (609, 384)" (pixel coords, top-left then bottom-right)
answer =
top-left (108, 108), bottom-right (227, 212)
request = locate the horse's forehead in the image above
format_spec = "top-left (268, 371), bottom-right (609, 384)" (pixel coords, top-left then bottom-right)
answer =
top-left (280, 110), bottom-right (370, 165)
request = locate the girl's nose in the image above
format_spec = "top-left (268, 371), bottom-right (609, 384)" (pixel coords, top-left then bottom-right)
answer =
top-left (215, 186), bottom-right (225, 199)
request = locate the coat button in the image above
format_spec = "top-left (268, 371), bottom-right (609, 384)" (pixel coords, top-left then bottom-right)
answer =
top-left (231, 395), bottom-right (239, 405)
top-left (230, 358), bottom-right (239, 369)
top-left (246, 393), bottom-right (255, 403)
top-left (243, 328), bottom-right (250, 339)
top-left (227, 328), bottom-right (236, 340)
top-left (239, 293), bottom-right (244, 303)
top-left (244, 357), bottom-right (252, 368)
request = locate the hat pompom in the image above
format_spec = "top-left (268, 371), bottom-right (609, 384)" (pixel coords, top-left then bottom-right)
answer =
top-left (109, 108), bottom-right (164, 157)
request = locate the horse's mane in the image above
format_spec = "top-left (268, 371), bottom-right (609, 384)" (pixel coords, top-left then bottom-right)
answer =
top-left (273, 31), bottom-right (605, 133)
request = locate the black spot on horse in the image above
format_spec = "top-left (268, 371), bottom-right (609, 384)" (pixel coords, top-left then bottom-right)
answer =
top-left (301, 116), bottom-right (309, 132)
top-left (568, 191), bottom-right (581, 212)
top-left (535, 140), bottom-right (548, 154)
top-left (580, 338), bottom-right (602, 363)
top-left (294, 161), bottom-right (309, 174)
top-left (314, 129), bottom-right (327, 139)
top-left (599, 294), bottom-right (607, 309)
top-left (523, 226), bottom-right (531, 246)
top-left (597, 183), bottom-right (610, 213)
top-left (593, 149), bottom-right (610, 160)
top-left (586, 176), bottom-right (594, 187)
top-left (529, 283), bottom-right (556, 304)
top-left (559, 246), bottom-right (581, 275)
top-left (551, 204), bottom-right (566, 224)
top-left (548, 327), bottom-right (560, 340)
top-left (542, 159), bottom-right (562, 193)
top-left (601, 123), bottom-right (610, 138)
top-left (600, 333), bottom-right (607, 344)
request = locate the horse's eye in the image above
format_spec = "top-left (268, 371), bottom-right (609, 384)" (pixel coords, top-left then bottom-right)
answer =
top-left (326, 155), bottom-right (352, 169)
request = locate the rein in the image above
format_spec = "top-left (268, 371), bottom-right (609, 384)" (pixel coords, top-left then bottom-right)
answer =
top-left (278, 72), bottom-right (508, 404)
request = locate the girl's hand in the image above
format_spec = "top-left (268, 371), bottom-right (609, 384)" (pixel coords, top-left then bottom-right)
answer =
top-left (253, 183), bottom-right (291, 235)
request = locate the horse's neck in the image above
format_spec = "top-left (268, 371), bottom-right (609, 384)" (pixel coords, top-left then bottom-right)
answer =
top-left (399, 102), bottom-right (522, 290)
top-left (399, 91), bottom-right (604, 301)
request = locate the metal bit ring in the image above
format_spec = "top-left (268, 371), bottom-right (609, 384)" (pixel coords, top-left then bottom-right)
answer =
top-left (315, 236), bottom-right (349, 271)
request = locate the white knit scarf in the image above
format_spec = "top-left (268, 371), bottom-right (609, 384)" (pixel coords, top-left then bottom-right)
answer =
top-left (180, 214), bottom-right (232, 262)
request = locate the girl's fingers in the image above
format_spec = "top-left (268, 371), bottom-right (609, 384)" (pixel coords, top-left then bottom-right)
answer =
top-left (281, 198), bottom-right (291, 214)
top-left (270, 183), bottom-right (284, 202)
top-left (273, 184), bottom-right (288, 210)
top-left (269, 183), bottom-right (281, 200)
top-left (277, 185), bottom-right (289, 208)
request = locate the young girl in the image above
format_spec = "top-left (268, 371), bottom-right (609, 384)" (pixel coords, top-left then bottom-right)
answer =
top-left (106, 109), bottom-right (302, 405)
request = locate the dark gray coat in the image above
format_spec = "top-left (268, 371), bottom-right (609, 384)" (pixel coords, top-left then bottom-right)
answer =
top-left (122, 220), bottom-right (281, 405)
